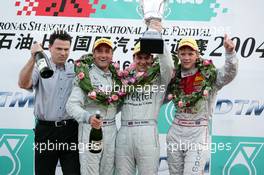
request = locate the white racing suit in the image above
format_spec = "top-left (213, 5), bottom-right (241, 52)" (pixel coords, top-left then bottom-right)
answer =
top-left (166, 52), bottom-right (238, 175)
top-left (66, 62), bottom-right (118, 175)
top-left (115, 46), bottom-right (174, 175)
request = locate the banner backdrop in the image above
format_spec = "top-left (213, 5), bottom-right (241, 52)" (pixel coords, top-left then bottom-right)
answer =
top-left (0, 0), bottom-right (264, 175)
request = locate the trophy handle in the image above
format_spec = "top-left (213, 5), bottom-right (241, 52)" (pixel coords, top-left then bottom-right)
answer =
top-left (163, 6), bottom-right (171, 19)
top-left (136, 5), bottom-right (144, 19)
top-left (159, 0), bottom-right (171, 19)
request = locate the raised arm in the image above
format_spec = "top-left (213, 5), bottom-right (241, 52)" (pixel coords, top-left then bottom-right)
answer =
top-left (18, 42), bottom-right (42, 89)
top-left (215, 34), bottom-right (238, 90)
top-left (149, 20), bottom-right (175, 85)
top-left (159, 44), bottom-right (174, 85)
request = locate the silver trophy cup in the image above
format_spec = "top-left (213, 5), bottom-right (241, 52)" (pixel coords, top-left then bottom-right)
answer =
top-left (139, 0), bottom-right (167, 54)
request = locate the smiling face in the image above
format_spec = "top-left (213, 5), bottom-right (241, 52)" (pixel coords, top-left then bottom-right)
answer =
top-left (178, 46), bottom-right (199, 70)
top-left (49, 39), bottom-right (71, 66)
top-left (93, 44), bottom-right (113, 72)
top-left (133, 53), bottom-right (153, 72)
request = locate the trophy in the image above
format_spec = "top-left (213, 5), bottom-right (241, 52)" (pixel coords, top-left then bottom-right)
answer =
top-left (138, 0), bottom-right (168, 54)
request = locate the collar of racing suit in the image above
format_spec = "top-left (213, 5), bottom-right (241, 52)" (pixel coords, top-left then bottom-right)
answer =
top-left (179, 67), bottom-right (204, 95)
top-left (181, 67), bottom-right (198, 78)
top-left (91, 63), bottom-right (112, 78)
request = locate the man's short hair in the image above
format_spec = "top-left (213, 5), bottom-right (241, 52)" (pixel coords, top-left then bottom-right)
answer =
top-left (49, 30), bottom-right (72, 46)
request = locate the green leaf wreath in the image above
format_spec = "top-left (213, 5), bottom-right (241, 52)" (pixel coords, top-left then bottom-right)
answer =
top-left (117, 58), bottom-right (160, 93)
top-left (74, 54), bottom-right (125, 106)
top-left (168, 54), bottom-right (217, 110)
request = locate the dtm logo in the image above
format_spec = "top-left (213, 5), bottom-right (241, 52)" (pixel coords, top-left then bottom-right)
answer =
top-left (15, 0), bottom-right (107, 17)
top-left (157, 101), bottom-right (176, 134)
top-left (0, 129), bottom-right (34, 175)
top-left (215, 99), bottom-right (264, 116)
top-left (223, 142), bottom-right (263, 175)
top-left (0, 92), bottom-right (34, 108)
top-left (14, 0), bottom-right (228, 21)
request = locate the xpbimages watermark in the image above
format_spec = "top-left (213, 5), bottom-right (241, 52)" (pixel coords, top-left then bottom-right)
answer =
top-left (91, 82), bottom-right (166, 95)
top-left (34, 140), bottom-right (102, 153)
top-left (167, 140), bottom-right (232, 154)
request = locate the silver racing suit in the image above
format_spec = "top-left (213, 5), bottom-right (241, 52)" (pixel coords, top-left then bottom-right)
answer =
top-left (166, 52), bottom-right (238, 175)
top-left (115, 46), bottom-right (174, 175)
top-left (66, 62), bottom-right (118, 175)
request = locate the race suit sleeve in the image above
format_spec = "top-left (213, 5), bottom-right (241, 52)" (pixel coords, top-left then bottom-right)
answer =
top-left (66, 78), bottom-right (92, 123)
top-left (215, 52), bottom-right (238, 90)
top-left (158, 44), bottom-right (175, 86)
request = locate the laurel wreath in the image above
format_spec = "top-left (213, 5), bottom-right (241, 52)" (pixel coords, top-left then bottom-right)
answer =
top-left (117, 58), bottom-right (160, 92)
top-left (168, 54), bottom-right (217, 110)
top-left (74, 54), bottom-right (124, 106)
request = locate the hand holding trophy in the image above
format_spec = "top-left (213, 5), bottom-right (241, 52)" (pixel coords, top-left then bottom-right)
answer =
top-left (139, 0), bottom-right (168, 54)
